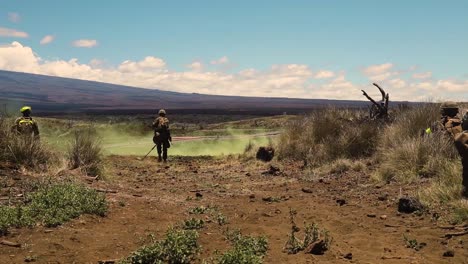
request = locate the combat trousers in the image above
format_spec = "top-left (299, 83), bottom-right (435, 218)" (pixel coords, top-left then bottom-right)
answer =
top-left (157, 142), bottom-right (168, 161)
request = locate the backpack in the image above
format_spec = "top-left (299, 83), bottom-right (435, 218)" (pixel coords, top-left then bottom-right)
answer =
top-left (444, 117), bottom-right (462, 138)
top-left (17, 117), bottom-right (35, 134)
top-left (155, 117), bottom-right (169, 132)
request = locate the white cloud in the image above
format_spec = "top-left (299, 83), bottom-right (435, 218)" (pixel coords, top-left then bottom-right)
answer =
top-left (40, 35), bottom-right (55, 45)
top-left (8, 12), bottom-right (20, 23)
top-left (118, 56), bottom-right (166, 73)
top-left (363, 63), bottom-right (398, 81)
top-left (0, 42), bottom-right (467, 101)
top-left (210, 56), bottom-right (229, 65)
top-left (187, 61), bottom-right (203, 72)
top-left (314, 70), bottom-right (335, 79)
top-left (0, 27), bottom-right (28, 38)
top-left (72, 39), bottom-right (98, 48)
top-left (364, 63), bottom-right (393, 75)
top-left (412, 71), bottom-right (432, 79)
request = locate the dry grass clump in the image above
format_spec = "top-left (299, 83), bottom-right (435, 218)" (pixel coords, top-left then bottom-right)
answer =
top-left (67, 128), bottom-right (104, 177)
top-left (280, 104), bottom-right (466, 221)
top-left (0, 118), bottom-right (55, 168)
top-left (277, 108), bottom-right (379, 167)
top-left (374, 135), bottom-right (458, 183)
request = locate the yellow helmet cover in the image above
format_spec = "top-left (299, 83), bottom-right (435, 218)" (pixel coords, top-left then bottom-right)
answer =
top-left (20, 106), bottom-right (32, 113)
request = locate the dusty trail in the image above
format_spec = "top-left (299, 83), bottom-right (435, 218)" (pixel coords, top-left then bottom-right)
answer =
top-left (0, 156), bottom-right (467, 263)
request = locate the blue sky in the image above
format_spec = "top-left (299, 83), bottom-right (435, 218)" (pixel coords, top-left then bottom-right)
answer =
top-left (0, 0), bottom-right (467, 100)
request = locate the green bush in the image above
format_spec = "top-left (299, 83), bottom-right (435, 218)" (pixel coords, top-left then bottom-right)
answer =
top-left (0, 183), bottom-right (107, 234)
top-left (219, 230), bottom-right (268, 264)
top-left (123, 228), bottom-right (199, 264)
top-left (182, 218), bottom-right (205, 230)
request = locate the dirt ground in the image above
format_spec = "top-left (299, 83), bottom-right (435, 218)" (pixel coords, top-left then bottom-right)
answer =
top-left (1, 155), bottom-right (467, 264)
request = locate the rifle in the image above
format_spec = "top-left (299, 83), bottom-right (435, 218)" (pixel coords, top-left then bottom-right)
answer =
top-left (138, 145), bottom-right (157, 161)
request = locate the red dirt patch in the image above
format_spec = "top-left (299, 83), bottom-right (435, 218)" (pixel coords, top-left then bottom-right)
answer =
top-left (0, 156), bottom-right (466, 263)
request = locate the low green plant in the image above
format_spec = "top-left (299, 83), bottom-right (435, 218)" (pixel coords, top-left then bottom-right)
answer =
top-left (182, 218), bottom-right (205, 230)
top-left (284, 209), bottom-right (332, 254)
top-left (403, 234), bottom-right (426, 251)
top-left (219, 229), bottom-right (268, 264)
top-left (216, 213), bottom-right (228, 226)
top-left (0, 183), bottom-right (107, 234)
top-left (122, 228), bottom-right (199, 264)
top-left (189, 205), bottom-right (211, 215)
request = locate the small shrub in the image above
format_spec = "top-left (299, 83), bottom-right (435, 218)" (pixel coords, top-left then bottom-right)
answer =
top-left (123, 228), bottom-right (199, 264)
top-left (0, 183), bottom-right (107, 234)
top-left (188, 205), bottom-right (211, 215)
top-left (216, 213), bottom-right (228, 226)
top-left (219, 229), bottom-right (268, 264)
top-left (0, 118), bottom-right (55, 168)
top-left (67, 128), bottom-right (103, 176)
top-left (27, 183), bottom-right (108, 227)
top-left (284, 209), bottom-right (332, 254)
top-left (403, 235), bottom-right (426, 251)
top-left (182, 218), bottom-right (205, 230)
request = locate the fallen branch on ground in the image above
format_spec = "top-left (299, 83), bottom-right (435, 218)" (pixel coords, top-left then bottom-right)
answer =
top-left (0, 240), bottom-right (21, 247)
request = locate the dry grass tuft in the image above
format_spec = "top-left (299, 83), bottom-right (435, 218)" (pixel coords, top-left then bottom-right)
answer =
top-left (277, 108), bottom-right (379, 167)
top-left (0, 118), bottom-right (55, 169)
top-left (67, 128), bottom-right (104, 177)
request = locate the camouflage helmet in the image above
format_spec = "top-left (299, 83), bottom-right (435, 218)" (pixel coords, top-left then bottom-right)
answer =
top-left (158, 109), bottom-right (166, 115)
top-left (440, 101), bottom-right (458, 110)
top-left (440, 101), bottom-right (458, 116)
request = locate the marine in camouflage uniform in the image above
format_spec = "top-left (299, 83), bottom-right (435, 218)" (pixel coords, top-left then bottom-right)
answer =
top-left (454, 112), bottom-right (468, 198)
top-left (429, 102), bottom-right (466, 198)
top-left (152, 109), bottom-right (171, 162)
top-left (12, 106), bottom-right (40, 139)
top-left (429, 102), bottom-right (463, 137)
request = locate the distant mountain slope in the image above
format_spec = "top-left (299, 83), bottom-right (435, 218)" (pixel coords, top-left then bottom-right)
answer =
top-left (0, 70), bottom-right (368, 113)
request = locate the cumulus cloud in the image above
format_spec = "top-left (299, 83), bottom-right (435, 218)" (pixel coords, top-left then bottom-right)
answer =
top-left (40, 35), bottom-right (55, 45)
top-left (8, 12), bottom-right (20, 23)
top-left (187, 61), bottom-right (203, 72)
top-left (412, 71), bottom-right (432, 79)
top-left (314, 70), bottom-right (335, 79)
top-left (118, 56), bottom-right (166, 73)
top-left (0, 27), bottom-right (28, 38)
top-left (363, 63), bottom-right (398, 81)
top-left (0, 42), bottom-right (467, 101)
top-left (210, 56), bottom-right (229, 65)
top-left (72, 39), bottom-right (98, 48)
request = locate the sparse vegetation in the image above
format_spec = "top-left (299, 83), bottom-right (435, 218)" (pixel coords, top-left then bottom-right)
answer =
top-left (122, 228), bottom-right (200, 264)
top-left (0, 118), bottom-right (55, 168)
top-left (284, 209), bottom-right (332, 255)
top-left (219, 229), bottom-right (269, 264)
top-left (278, 108), bottom-right (379, 167)
top-left (182, 218), bottom-right (205, 230)
top-left (0, 182), bottom-right (107, 235)
top-left (67, 128), bottom-right (104, 177)
top-left (279, 104), bottom-right (467, 222)
top-left (404, 234), bottom-right (427, 251)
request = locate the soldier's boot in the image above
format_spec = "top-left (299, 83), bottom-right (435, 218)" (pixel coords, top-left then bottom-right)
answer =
top-left (158, 155), bottom-right (162, 162)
